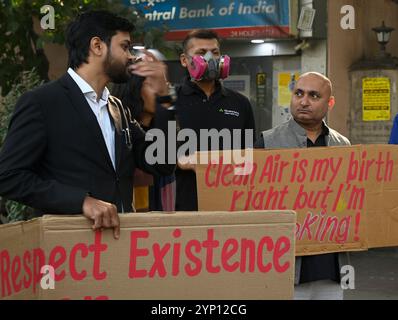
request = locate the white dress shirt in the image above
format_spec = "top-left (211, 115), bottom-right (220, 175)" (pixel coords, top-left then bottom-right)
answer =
top-left (67, 68), bottom-right (116, 169)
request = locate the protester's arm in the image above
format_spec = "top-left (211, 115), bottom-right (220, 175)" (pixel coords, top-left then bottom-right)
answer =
top-left (0, 92), bottom-right (88, 213)
top-left (129, 49), bottom-right (176, 176)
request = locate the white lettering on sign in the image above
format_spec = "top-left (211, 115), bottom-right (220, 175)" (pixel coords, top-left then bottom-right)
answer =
top-left (238, 1), bottom-right (276, 15)
top-left (180, 5), bottom-right (215, 19)
top-left (145, 7), bottom-right (176, 21)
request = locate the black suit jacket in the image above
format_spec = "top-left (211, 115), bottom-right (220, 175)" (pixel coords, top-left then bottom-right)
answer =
top-left (0, 73), bottom-right (174, 215)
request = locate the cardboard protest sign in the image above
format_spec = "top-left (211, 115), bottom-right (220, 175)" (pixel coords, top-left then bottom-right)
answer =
top-left (361, 145), bottom-right (398, 248)
top-left (196, 145), bottom-right (398, 256)
top-left (0, 211), bottom-right (295, 300)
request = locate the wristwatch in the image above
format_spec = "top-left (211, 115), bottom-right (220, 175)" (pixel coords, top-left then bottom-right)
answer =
top-left (156, 95), bottom-right (173, 104)
top-left (156, 82), bottom-right (177, 105)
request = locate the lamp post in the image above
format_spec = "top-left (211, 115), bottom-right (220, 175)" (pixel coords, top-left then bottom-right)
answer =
top-left (372, 21), bottom-right (395, 57)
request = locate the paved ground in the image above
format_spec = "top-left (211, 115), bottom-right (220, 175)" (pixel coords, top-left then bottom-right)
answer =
top-left (344, 247), bottom-right (398, 300)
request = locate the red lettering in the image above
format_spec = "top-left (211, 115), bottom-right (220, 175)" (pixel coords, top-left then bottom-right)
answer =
top-left (221, 164), bottom-right (234, 187)
top-left (231, 172), bottom-right (245, 186)
top-left (49, 246), bottom-right (67, 281)
top-left (336, 216), bottom-right (351, 243)
top-left (258, 154), bottom-right (289, 183)
top-left (33, 248), bottom-right (45, 294)
top-left (257, 237), bottom-right (273, 273)
top-left (221, 239), bottom-right (239, 272)
top-left (290, 152), bottom-right (300, 182)
top-left (332, 184), bottom-right (345, 211)
top-left (129, 230), bottom-right (149, 278)
top-left (244, 186), bottom-right (255, 210)
top-left (149, 243), bottom-right (170, 278)
top-left (293, 185), bottom-right (333, 211)
top-left (229, 190), bottom-right (244, 211)
top-left (184, 240), bottom-right (202, 276)
top-left (23, 251), bottom-right (32, 290)
top-left (321, 216), bottom-right (338, 241)
top-left (259, 155), bottom-right (275, 184)
top-left (298, 159), bottom-right (308, 182)
top-left (202, 229), bottom-right (220, 273)
top-left (231, 164), bottom-right (255, 186)
top-left (346, 152), bottom-right (358, 184)
top-left (278, 186), bottom-right (289, 210)
top-left (291, 153), bottom-right (308, 182)
top-left (11, 256), bottom-right (22, 293)
top-left (1, 225), bottom-right (295, 294)
top-left (205, 163), bottom-right (218, 188)
top-left (205, 158), bottom-right (224, 188)
top-left (0, 250), bottom-right (11, 297)
top-left (273, 236), bottom-right (291, 273)
top-left (240, 239), bottom-right (255, 272)
top-left (385, 152), bottom-right (393, 181)
top-left (298, 213), bottom-right (318, 240)
top-left (264, 186), bottom-right (280, 209)
top-left (252, 190), bottom-right (266, 210)
top-left (69, 244), bottom-right (88, 281)
top-left (172, 229), bottom-right (181, 276)
top-left (88, 231), bottom-right (107, 280)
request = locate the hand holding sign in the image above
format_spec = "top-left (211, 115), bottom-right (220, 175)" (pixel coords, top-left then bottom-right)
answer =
top-left (82, 196), bottom-right (120, 240)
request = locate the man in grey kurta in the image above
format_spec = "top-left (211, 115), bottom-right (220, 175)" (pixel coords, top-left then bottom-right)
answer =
top-left (256, 72), bottom-right (350, 300)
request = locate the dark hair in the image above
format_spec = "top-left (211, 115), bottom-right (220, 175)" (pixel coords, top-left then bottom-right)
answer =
top-left (182, 29), bottom-right (220, 53)
top-left (65, 10), bottom-right (135, 70)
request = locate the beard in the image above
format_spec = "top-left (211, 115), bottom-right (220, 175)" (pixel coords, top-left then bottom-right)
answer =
top-left (104, 51), bottom-right (132, 84)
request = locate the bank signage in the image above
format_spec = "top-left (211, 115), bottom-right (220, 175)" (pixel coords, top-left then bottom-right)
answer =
top-left (125, 0), bottom-right (296, 40)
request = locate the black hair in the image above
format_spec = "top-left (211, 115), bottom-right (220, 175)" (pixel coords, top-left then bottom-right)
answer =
top-left (65, 10), bottom-right (135, 70)
top-left (182, 29), bottom-right (220, 53)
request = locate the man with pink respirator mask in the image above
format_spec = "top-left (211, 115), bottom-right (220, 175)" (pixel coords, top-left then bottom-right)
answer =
top-left (154, 29), bottom-right (256, 211)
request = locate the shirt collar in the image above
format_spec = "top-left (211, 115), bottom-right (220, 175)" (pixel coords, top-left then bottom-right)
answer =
top-left (67, 68), bottom-right (109, 102)
top-left (289, 117), bottom-right (330, 137)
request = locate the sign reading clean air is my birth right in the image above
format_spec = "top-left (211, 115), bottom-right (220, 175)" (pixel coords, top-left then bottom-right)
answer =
top-left (196, 145), bottom-right (398, 255)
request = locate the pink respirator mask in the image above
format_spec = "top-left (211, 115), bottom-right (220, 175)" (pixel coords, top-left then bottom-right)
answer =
top-left (187, 51), bottom-right (231, 81)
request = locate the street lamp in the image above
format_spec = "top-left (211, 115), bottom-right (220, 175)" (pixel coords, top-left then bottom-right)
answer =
top-left (372, 21), bottom-right (395, 56)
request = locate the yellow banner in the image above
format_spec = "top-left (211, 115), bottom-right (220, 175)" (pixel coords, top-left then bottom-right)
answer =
top-left (278, 72), bottom-right (300, 108)
top-left (362, 78), bottom-right (390, 121)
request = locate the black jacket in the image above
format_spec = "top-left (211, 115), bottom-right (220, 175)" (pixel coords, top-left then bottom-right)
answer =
top-left (0, 73), bottom-right (174, 215)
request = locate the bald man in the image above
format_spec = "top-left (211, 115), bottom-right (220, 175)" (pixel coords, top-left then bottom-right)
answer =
top-left (256, 72), bottom-right (350, 300)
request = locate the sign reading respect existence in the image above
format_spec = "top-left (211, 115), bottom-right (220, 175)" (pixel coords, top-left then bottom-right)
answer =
top-left (0, 212), bottom-right (295, 300)
top-left (124, 0), bottom-right (296, 40)
top-left (196, 145), bottom-right (398, 255)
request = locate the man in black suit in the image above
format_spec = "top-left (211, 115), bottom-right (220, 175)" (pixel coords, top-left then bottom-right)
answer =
top-left (0, 11), bottom-right (175, 239)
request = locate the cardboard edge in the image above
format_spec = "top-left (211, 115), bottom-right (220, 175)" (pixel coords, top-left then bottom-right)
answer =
top-left (39, 211), bottom-right (297, 230)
